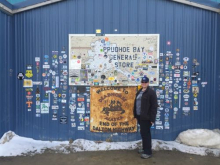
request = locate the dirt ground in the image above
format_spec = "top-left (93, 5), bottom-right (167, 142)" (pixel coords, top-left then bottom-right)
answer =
top-left (0, 150), bottom-right (220, 165)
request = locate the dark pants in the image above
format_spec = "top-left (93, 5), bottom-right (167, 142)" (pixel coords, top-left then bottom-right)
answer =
top-left (136, 116), bottom-right (152, 155)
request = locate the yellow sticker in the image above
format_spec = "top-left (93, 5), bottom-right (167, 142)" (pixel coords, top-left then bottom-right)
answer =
top-left (108, 77), bottom-right (115, 81)
top-left (71, 55), bottom-right (77, 59)
top-left (25, 70), bottom-right (33, 78)
top-left (193, 93), bottom-right (198, 97)
top-left (23, 79), bottom-right (33, 87)
top-left (174, 95), bottom-right (178, 99)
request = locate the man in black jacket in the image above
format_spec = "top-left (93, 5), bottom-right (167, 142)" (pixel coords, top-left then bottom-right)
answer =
top-left (133, 76), bottom-right (158, 159)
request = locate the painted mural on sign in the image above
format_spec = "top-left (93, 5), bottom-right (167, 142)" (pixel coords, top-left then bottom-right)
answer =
top-left (69, 34), bottom-right (159, 86)
top-left (90, 86), bottom-right (137, 133)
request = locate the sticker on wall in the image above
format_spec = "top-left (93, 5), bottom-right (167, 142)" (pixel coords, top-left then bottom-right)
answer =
top-left (23, 79), bottom-right (33, 87)
top-left (70, 59), bottom-right (81, 69)
top-left (173, 107), bottom-right (178, 119)
top-left (78, 126), bottom-right (85, 130)
top-left (167, 41), bottom-right (171, 45)
top-left (26, 65), bottom-right (32, 70)
top-left (41, 103), bottom-right (49, 114)
top-left (182, 107), bottom-right (190, 116)
top-left (17, 72), bottom-right (24, 80)
top-left (201, 82), bottom-right (207, 87)
top-left (194, 98), bottom-right (198, 106)
top-left (35, 57), bottom-right (40, 74)
top-left (71, 123), bottom-right (76, 127)
top-left (192, 87), bottom-right (199, 94)
top-left (36, 86), bottom-right (41, 114)
top-left (33, 81), bottom-right (42, 85)
top-left (193, 106), bottom-right (198, 110)
top-left (25, 70), bottom-right (33, 78)
top-left (26, 100), bottom-right (33, 108)
top-left (90, 86), bottom-right (137, 133)
top-left (60, 116), bottom-right (68, 124)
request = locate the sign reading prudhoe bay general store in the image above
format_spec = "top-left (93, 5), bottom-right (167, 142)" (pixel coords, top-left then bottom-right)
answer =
top-left (90, 86), bottom-right (137, 132)
top-left (69, 34), bottom-right (159, 86)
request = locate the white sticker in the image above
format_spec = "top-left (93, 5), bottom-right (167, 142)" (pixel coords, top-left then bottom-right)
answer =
top-left (36, 101), bottom-right (40, 105)
top-left (63, 54), bottom-right (67, 58)
top-left (33, 81), bottom-right (42, 85)
top-left (41, 103), bottom-right (49, 113)
top-left (182, 107), bottom-right (190, 110)
top-left (183, 57), bottom-right (189, 61)
top-left (43, 65), bottom-right (50, 69)
top-left (78, 126), bottom-right (85, 130)
top-left (183, 94), bottom-right (190, 99)
top-left (35, 57), bottom-right (40, 62)
top-left (36, 109), bottom-right (41, 113)
top-left (156, 126), bottom-right (164, 129)
top-left (52, 105), bottom-right (59, 109)
top-left (155, 121), bottom-right (162, 125)
top-left (174, 74), bottom-right (180, 77)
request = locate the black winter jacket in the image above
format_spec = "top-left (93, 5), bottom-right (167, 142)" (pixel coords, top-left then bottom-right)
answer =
top-left (133, 86), bottom-right (158, 123)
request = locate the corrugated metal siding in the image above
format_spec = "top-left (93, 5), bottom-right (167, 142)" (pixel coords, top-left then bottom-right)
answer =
top-left (0, 11), bottom-right (15, 137)
top-left (11, 0), bottom-right (220, 141)
top-left (216, 15), bottom-right (220, 129)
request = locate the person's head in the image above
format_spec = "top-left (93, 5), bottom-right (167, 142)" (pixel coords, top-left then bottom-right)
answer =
top-left (141, 75), bottom-right (149, 88)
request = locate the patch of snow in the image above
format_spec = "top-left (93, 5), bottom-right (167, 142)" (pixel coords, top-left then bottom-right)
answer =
top-left (0, 131), bottom-right (16, 144)
top-left (175, 129), bottom-right (220, 149)
top-left (0, 129), bottom-right (220, 157)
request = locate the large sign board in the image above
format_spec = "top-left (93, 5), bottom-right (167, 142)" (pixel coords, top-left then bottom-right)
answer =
top-left (69, 34), bottom-right (159, 86)
top-left (90, 86), bottom-right (137, 133)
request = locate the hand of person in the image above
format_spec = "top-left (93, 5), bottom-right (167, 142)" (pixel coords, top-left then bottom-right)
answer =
top-left (151, 122), bottom-right (154, 125)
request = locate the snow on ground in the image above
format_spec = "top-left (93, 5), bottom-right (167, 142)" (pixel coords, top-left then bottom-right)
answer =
top-left (0, 129), bottom-right (220, 157)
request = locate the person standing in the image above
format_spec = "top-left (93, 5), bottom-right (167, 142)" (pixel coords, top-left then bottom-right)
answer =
top-left (133, 76), bottom-right (158, 159)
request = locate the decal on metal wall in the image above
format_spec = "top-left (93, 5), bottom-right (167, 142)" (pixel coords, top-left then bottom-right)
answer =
top-left (90, 86), bottom-right (137, 132)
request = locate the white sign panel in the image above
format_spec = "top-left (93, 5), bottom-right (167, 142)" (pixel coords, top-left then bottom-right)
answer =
top-left (69, 34), bottom-right (160, 86)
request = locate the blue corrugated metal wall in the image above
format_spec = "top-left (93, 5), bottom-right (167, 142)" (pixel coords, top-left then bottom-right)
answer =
top-left (0, 11), bottom-right (15, 136)
top-left (217, 15), bottom-right (220, 129)
top-left (0, 0), bottom-right (219, 141)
